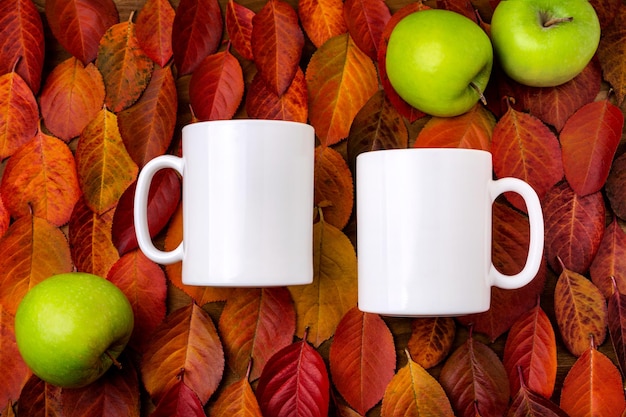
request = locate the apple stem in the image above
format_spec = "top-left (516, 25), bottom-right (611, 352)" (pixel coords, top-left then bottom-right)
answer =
top-left (105, 351), bottom-right (123, 369)
top-left (543, 16), bottom-right (573, 28)
top-left (469, 82), bottom-right (487, 106)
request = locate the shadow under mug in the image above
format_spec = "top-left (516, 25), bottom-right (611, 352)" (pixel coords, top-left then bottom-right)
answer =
top-left (133, 119), bottom-right (315, 287)
top-left (356, 148), bottom-right (544, 316)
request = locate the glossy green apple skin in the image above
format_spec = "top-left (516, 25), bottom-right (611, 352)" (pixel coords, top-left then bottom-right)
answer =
top-left (15, 272), bottom-right (134, 388)
top-left (491, 0), bottom-right (600, 87)
top-left (385, 9), bottom-right (493, 117)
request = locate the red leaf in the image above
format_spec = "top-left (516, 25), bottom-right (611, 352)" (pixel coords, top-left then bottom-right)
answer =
top-left (251, 0), bottom-right (304, 96)
top-left (507, 380), bottom-right (570, 417)
top-left (608, 280), bottom-right (626, 377)
top-left (172, 0), bottom-right (223, 75)
top-left (245, 67), bottom-right (308, 122)
top-left (590, 218), bottom-right (626, 297)
top-left (329, 307), bottom-right (395, 415)
top-left (226, 0), bottom-right (255, 61)
top-left (343, 0), bottom-right (390, 60)
top-left (0, 71), bottom-right (39, 160)
top-left (189, 50), bottom-right (244, 121)
top-left (298, 0), bottom-right (347, 48)
top-left (543, 181), bottom-right (605, 273)
top-left (45, 0), bottom-right (119, 64)
top-left (0, 304), bottom-right (31, 407)
top-left (149, 380), bottom-right (206, 417)
top-left (136, 0), bottom-right (175, 67)
top-left (15, 376), bottom-right (63, 417)
top-left (0, 195), bottom-right (9, 238)
top-left (560, 99), bottom-right (624, 196)
top-left (0, 0), bottom-right (45, 93)
top-left (256, 338), bottom-right (330, 417)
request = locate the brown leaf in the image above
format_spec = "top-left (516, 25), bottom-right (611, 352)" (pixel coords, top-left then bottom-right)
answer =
top-left (0, 71), bottom-right (39, 160)
top-left (543, 181), bottom-right (605, 273)
top-left (226, 0), bottom-right (255, 61)
top-left (39, 58), bottom-right (106, 141)
top-left (608, 280), bottom-right (626, 377)
top-left (0, 304), bottom-right (31, 407)
top-left (309, 36), bottom-right (379, 146)
top-left (343, 0), bottom-right (390, 60)
top-left (0, 129), bottom-right (81, 226)
top-left (298, 0), bottom-right (347, 48)
top-left (554, 265), bottom-right (608, 357)
top-left (141, 303), bottom-right (224, 404)
top-left (16, 375), bottom-right (63, 417)
top-left (136, 0), bottom-right (175, 67)
top-left (407, 317), bottom-right (456, 370)
top-left (606, 152), bottom-right (626, 221)
top-left (590, 0), bottom-right (622, 29)
top-left (245, 67), bottom-right (308, 122)
top-left (590, 218), bottom-right (626, 297)
top-left (507, 380), bottom-right (570, 417)
top-left (0, 214), bottom-right (73, 315)
top-left (314, 146), bottom-right (353, 230)
top-left (597, 4), bottom-right (626, 105)
top-left (211, 376), bottom-right (263, 417)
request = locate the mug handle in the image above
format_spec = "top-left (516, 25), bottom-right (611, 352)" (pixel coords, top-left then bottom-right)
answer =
top-left (134, 155), bottom-right (184, 265)
top-left (488, 178), bottom-right (544, 289)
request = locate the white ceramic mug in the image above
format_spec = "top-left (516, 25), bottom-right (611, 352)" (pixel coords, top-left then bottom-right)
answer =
top-left (356, 148), bottom-right (544, 316)
top-left (134, 120), bottom-right (315, 287)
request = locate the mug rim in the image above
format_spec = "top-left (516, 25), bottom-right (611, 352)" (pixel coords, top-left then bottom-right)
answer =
top-left (182, 118), bottom-right (314, 134)
top-left (356, 147), bottom-right (491, 160)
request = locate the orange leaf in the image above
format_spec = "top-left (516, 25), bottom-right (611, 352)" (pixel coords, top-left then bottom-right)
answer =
top-left (245, 67), bottom-right (308, 122)
top-left (0, 129), bottom-right (81, 226)
top-left (0, 214), bottom-right (73, 315)
top-left (39, 57), bottom-right (106, 141)
top-left (150, 380), bottom-right (206, 417)
top-left (211, 376), bottom-right (263, 416)
top-left (118, 64), bottom-right (177, 167)
top-left (0, 0), bottom-right (45, 93)
top-left (407, 317), bottom-right (456, 369)
top-left (0, 71), bottom-right (39, 160)
top-left (288, 217), bottom-right (358, 347)
top-left (172, 0), bottom-right (223, 75)
top-left (226, 0), bottom-right (255, 61)
top-left (414, 103), bottom-right (495, 150)
top-left (107, 250), bottom-right (167, 353)
top-left (75, 108), bottom-right (138, 215)
top-left (251, 0), bottom-right (304, 96)
top-left (15, 376), bottom-right (63, 417)
top-left (597, 5), bottom-right (626, 105)
top-left (136, 0), bottom-right (175, 67)
top-left (345, 90), bottom-right (409, 172)
top-left (0, 195), bottom-right (9, 238)
top-left (44, 0), bottom-right (119, 64)
top-left (329, 307), bottom-right (396, 415)
top-left (439, 335), bottom-right (510, 417)
top-left (560, 344), bottom-right (626, 417)
top-left (298, 0), bottom-right (347, 48)
top-left (491, 104), bottom-right (563, 212)
top-left (68, 197), bottom-right (120, 277)
top-left (381, 352), bottom-right (454, 417)
top-left (543, 181), bottom-right (605, 273)
top-left (503, 305), bottom-right (557, 398)
top-left (554, 265), bottom-right (608, 356)
top-left (188, 50), bottom-right (244, 121)
top-left (314, 145), bottom-right (353, 230)
top-left (590, 218), bottom-right (626, 297)
top-left (218, 288), bottom-right (296, 381)
top-left (96, 21), bottom-right (155, 112)
top-left (141, 303), bottom-right (225, 404)
top-left (306, 33), bottom-right (379, 146)
top-left (343, 0), bottom-right (390, 60)
top-left (0, 304), bottom-right (31, 407)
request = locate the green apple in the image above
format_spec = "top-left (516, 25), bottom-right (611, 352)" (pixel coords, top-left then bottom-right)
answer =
top-left (385, 9), bottom-right (493, 117)
top-left (15, 272), bottom-right (134, 388)
top-left (490, 0), bottom-right (600, 87)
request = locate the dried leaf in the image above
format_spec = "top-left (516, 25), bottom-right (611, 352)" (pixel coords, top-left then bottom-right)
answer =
top-left (0, 304), bottom-right (31, 407)
top-left (439, 335), bottom-right (510, 417)
top-left (298, 0), bottom-right (347, 48)
top-left (245, 68), bottom-right (308, 122)
top-left (45, 0), bottom-right (119, 64)
top-left (554, 265), bottom-right (608, 357)
top-left (606, 152), bottom-right (626, 220)
top-left (414, 104), bottom-right (495, 150)
top-left (136, 0), bottom-right (175, 67)
top-left (39, 58), bottom-right (106, 141)
top-left (226, 0), bottom-right (255, 61)
top-left (149, 380), bottom-right (206, 417)
top-left (188, 50), bottom-right (244, 121)
top-left (491, 104), bottom-right (563, 212)
top-left (118, 64), bottom-right (178, 167)
top-left (608, 280), bottom-right (626, 377)
top-left (590, 218), bottom-right (626, 297)
top-left (0, 129), bottom-right (81, 226)
top-left (16, 375), bottom-right (63, 417)
top-left (288, 217), bottom-right (358, 347)
top-left (218, 287), bottom-right (296, 381)
top-left (75, 108), bottom-right (138, 215)
top-left (543, 181), bottom-right (605, 273)
top-left (256, 338), bottom-right (330, 417)
top-left (314, 146), bottom-right (353, 230)
top-left (0, 214), bottom-right (73, 315)
top-left (306, 33), bottom-right (379, 146)
top-left (407, 317), bottom-right (456, 370)
top-left (507, 381), bottom-right (570, 417)
top-left (381, 353), bottom-right (454, 417)
top-left (560, 99), bottom-right (624, 196)
top-left (343, 0), bottom-right (390, 60)
top-left (560, 345), bottom-right (626, 417)
top-left (96, 21), bottom-right (155, 112)
top-left (172, 0), bottom-right (223, 75)
top-left (0, 71), bottom-right (39, 160)
top-left (107, 250), bottom-right (167, 353)
top-left (0, 0), bottom-right (45, 93)
top-left (141, 303), bottom-right (224, 404)
top-left (211, 376), bottom-right (263, 417)
top-left (597, 5), bottom-right (626, 105)
top-left (503, 305), bottom-right (557, 398)
top-left (251, 0), bottom-right (304, 96)
top-left (590, 0), bottom-right (622, 28)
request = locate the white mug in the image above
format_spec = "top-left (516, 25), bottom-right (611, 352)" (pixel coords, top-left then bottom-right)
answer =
top-left (356, 148), bottom-right (544, 316)
top-left (134, 120), bottom-right (315, 287)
